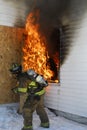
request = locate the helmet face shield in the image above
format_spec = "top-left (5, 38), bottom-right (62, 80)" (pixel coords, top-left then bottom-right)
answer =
top-left (10, 63), bottom-right (22, 74)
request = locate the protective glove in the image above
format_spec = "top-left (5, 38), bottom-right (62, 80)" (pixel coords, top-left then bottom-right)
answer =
top-left (11, 87), bottom-right (18, 94)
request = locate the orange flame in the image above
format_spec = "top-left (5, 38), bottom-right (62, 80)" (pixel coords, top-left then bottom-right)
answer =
top-left (22, 11), bottom-right (54, 80)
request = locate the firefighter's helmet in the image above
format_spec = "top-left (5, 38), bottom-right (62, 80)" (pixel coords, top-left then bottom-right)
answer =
top-left (10, 63), bottom-right (22, 74)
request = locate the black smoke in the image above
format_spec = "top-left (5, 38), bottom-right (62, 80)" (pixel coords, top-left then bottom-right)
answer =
top-left (24, 0), bottom-right (87, 66)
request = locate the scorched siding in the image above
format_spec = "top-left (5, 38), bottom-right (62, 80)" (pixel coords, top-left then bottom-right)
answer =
top-left (44, 13), bottom-right (87, 118)
top-left (58, 13), bottom-right (87, 117)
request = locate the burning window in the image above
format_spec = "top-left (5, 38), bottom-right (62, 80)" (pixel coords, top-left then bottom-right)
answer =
top-left (22, 11), bottom-right (60, 83)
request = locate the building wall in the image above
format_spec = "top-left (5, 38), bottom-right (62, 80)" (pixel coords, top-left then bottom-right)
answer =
top-left (0, 0), bottom-right (32, 27)
top-left (0, 0), bottom-right (27, 103)
top-left (58, 14), bottom-right (87, 117)
top-left (0, 0), bottom-right (87, 119)
top-left (44, 13), bottom-right (87, 118)
top-left (44, 83), bottom-right (59, 110)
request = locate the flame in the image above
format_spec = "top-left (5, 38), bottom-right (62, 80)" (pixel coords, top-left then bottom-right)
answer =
top-left (22, 11), bottom-right (54, 80)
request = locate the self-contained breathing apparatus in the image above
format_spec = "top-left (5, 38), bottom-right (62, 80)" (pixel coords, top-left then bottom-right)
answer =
top-left (27, 69), bottom-right (48, 87)
top-left (10, 63), bottom-right (48, 101)
top-left (26, 69), bottom-right (48, 102)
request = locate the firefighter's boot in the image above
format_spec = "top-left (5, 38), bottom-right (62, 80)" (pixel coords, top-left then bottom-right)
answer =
top-left (41, 122), bottom-right (49, 128)
top-left (21, 126), bottom-right (33, 130)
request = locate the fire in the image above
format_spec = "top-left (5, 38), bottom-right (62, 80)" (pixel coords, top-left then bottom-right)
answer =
top-left (22, 11), bottom-right (54, 80)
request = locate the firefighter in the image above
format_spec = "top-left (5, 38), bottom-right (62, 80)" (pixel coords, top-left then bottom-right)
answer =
top-left (10, 64), bottom-right (49, 130)
top-left (10, 63), bottom-right (30, 114)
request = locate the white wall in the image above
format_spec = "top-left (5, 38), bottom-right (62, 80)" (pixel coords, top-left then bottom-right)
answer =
top-left (44, 13), bottom-right (87, 118)
top-left (0, 0), bottom-right (31, 27)
top-left (44, 83), bottom-right (59, 110)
